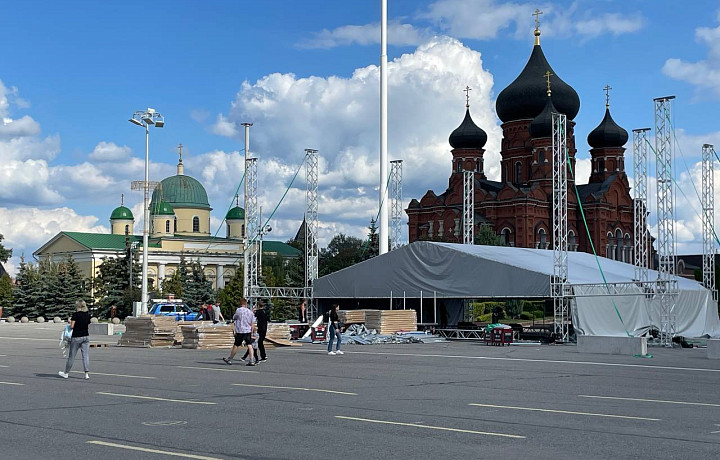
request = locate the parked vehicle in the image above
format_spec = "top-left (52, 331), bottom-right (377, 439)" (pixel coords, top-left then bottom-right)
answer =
top-left (148, 302), bottom-right (201, 321)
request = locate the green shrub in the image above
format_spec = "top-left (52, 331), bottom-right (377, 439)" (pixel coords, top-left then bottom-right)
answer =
top-left (505, 300), bottom-right (523, 318)
top-left (519, 312), bottom-right (534, 320)
top-left (478, 312), bottom-right (493, 322)
top-left (533, 310), bottom-right (545, 319)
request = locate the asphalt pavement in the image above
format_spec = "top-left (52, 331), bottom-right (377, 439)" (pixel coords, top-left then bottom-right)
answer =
top-left (0, 321), bottom-right (719, 460)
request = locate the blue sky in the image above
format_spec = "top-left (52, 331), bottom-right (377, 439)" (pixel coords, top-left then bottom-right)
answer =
top-left (2, 0), bottom-right (720, 274)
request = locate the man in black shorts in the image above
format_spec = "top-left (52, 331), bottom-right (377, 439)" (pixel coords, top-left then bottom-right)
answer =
top-left (223, 298), bottom-right (256, 366)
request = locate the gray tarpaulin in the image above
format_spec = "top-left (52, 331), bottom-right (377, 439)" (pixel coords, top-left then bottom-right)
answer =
top-left (313, 241), bottom-right (720, 338)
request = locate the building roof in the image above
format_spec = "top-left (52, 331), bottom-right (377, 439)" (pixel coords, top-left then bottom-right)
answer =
top-left (449, 108), bottom-right (487, 149)
top-left (588, 107), bottom-right (629, 149)
top-left (151, 201), bottom-right (175, 216)
top-left (150, 174), bottom-right (211, 210)
top-left (110, 205), bottom-right (134, 220)
top-left (576, 174), bottom-right (617, 201)
top-left (495, 43), bottom-right (580, 122)
top-left (225, 206), bottom-right (245, 220)
top-left (528, 95), bottom-right (558, 138)
top-left (64, 231), bottom-right (145, 250)
top-left (262, 240), bottom-right (302, 257)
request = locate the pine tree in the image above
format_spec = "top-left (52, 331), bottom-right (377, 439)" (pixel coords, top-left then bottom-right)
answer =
top-left (177, 255), bottom-right (190, 299)
top-left (161, 270), bottom-right (183, 298)
top-left (183, 260), bottom-right (214, 309)
top-left (37, 259), bottom-right (62, 319)
top-left (474, 224), bottom-right (505, 246)
top-left (217, 268), bottom-right (244, 319)
top-left (0, 234), bottom-right (11, 264)
top-left (0, 274), bottom-right (13, 316)
top-left (13, 259), bottom-right (41, 318)
top-left (51, 255), bottom-right (90, 318)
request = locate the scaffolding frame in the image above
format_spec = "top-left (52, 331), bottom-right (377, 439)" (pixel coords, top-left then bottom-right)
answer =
top-left (702, 144), bottom-right (717, 302)
top-left (390, 160), bottom-right (403, 250)
top-left (633, 128), bottom-right (651, 284)
top-left (654, 96), bottom-right (677, 346)
top-left (463, 170), bottom-right (475, 244)
top-left (244, 157), bottom-right (259, 310)
top-left (305, 149), bottom-right (319, 321)
top-left (552, 112), bottom-right (571, 342)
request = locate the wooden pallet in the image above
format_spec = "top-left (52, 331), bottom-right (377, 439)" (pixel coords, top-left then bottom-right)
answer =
top-left (89, 343), bottom-right (109, 348)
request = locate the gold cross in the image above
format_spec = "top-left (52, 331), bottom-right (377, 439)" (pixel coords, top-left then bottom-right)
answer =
top-left (533, 8), bottom-right (543, 31)
top-left (235, 194), bottom-right (240, 207)
top-left (177, 143), bottom-right (183, 162)
top-left (545, 70), bottom-right (553, 96)
top-left (603, 84), bottom-right (612, 108)
top-left (121, 193), bottom-right (124, 206)
top-left (464, 85), bottom-right (472, 108)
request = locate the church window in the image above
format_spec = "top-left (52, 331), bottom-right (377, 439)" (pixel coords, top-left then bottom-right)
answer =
top-left (457, 161), bottom-right (462, 173)
top-left (174, 217), bottom-right (177, 233)
top-left (598, 158), bottom-right (605, 173)
top-left (124, 224), bottom-right (129, 235)
top-left (515, 161), bottom-right (522, 183)
top-left (569, 230), bottom-right (576, 250)
top-left (538, 149), bottom-right (545, 163)
top-left (165, 220), bottom-right (170, 233)
top-left (615, 229), bottom-right (623, 261)
top-left (242, 224), bottom-right (245, 238)
top-left (193, 216), bottom-right (200, 232)
top-left (538, 228), bottom-right (547, 248)
top-left (501, 228), bottom-right (512, 246)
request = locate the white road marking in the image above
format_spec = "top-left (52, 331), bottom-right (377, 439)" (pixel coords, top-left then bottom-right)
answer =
top-left (96, 392), bottom-right (216, 405)
top-left (335, 415), bottom-right (525, 439)
top-left (469, 403), bottom-right (660, 421)
top-left (0, 381), bottom-right (24, 386)
top-left (0, 354), bottom-right (6, 356)
top-left (178, 365), bottom-right (258, 374)
top-left (0, 336), bottom-right (57, 342)
top-left (86, 440), bottom-right (222, 459)
top-left (0, 365), bottom-right (8, 368)
top-left (324, 350), bottom-right (720, 374)
top-left (579, 394), bottom-right (720, 408)
top-left (71, 371), bottom-right (155, 379)
top-left (233, 383), bottom-right (357, 395)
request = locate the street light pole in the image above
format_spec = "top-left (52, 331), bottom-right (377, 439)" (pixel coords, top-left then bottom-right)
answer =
top-left (129, 108), bottom-right (164, 315)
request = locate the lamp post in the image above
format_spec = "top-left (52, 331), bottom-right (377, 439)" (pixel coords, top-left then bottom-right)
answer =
top-left (129, 108), bottom-right (164, 315)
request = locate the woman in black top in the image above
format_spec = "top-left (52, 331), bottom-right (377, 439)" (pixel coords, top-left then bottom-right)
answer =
top-left (327, 304), bottom-right (343, 355)
top-left (58, 300), bottom-right (91, 380)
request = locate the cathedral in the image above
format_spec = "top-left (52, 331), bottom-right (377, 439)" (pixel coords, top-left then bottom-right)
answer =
top-left (406, 24), bottom-right (634, 262)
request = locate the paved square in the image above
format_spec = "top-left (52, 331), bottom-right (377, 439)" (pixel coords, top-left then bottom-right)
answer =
top-left (1, 322), bottom-right (719, 459)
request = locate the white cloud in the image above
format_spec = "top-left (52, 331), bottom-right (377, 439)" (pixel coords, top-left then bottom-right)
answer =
top-left (0, 159), bottom-right (63, 205)
top-left (663, 15), bottom-right (720, 98)
top-left (544, 3), bottom-right (644, 40)
top-left (0, 115), bottom-right (41, 139)
top-left (211, 114), bottom-right (238, 137)
top-left (419, 0), bottom-right (530, 40)
top-left (88, 141), bottom-right (132, 162)
top-left (300, 22), bottom-right (431, 49)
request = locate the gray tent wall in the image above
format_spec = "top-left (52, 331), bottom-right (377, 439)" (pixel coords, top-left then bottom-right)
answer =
top-left (313, 241), bottom-right (720, 337)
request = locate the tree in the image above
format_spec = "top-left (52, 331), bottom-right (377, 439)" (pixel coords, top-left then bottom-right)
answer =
top-left (359, 218), bottom-right (379, 260)
top-left (161, 270), bottom-right (183, 298)
top-left (13, 258), bottom-right (40, 318)
top-left (0, 274), bottom-right (13, 316)
top-left (44, 256), bottom-right (90, 319)
top-left (319, 234), bottom-right (365, 276)
top-left (0, 234), bottom-right (12, 264)
top-left (183, 260), bottom-right (214, 310)
top-left (474, 224), bottom-right (505, 246)
top-left (94, 250), bottom-right (140, 319)
top-left (217, 268), bottom-right (244, 319)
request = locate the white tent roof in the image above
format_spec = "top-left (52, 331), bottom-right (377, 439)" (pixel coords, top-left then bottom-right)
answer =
top-left (313, 241), bottom-right (704, 299)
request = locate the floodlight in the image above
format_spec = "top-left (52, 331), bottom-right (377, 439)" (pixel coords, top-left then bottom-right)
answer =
top-left (142, 115), bottom-right (155, 125)
top-left (129, 118), bottom-right (143, 126)
top-left (155, 118), bottom-right (164, 128)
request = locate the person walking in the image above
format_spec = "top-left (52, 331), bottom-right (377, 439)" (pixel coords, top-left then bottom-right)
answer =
top-left (223, 298), bottom-right (256, 366)
top-left (212, 303), bottom-right (224, 324)
top-left (254, 302), bottom-right (269, 363)
top-left (327, 303), bottom-right (343, 356)
top-left (298, 299), bottom-right (307, 323)
top-left (58, 300), bottom-right (92, 379)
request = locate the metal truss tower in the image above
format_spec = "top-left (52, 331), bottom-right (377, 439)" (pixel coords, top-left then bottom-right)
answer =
top-left (552, 112), bottom-right (570, 343)
top-left (654, 96), bottom-right (678, 346)
top-left (389, 160), bottom-right (403, 250)
top-left (702, 144), bottom-right (717, 301)
top-left (305, 149), bottom-right (319, 320)
top-left (463, 170), bottom-right (475, 245)
top-left (244, 157), bottom-right (259, 310)
top-left (633, 128), bottom-right (651, 284)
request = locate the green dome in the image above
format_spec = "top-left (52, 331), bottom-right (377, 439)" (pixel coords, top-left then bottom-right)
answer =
top-left (151, 201), bottom-right (175, 216)
top-left (226, 206), bottom-right (245, 220)
top-left (110, 206), bottom-right (134, 220)
top-left (150, 174), bottom-right (211, 211)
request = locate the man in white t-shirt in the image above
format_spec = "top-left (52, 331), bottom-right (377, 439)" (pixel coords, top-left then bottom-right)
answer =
top-left (222, 298), bottom-right (256, 366)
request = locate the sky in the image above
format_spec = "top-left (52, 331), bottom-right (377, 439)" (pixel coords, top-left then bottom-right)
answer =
top-left (2, 0), bottom-right (720, 276)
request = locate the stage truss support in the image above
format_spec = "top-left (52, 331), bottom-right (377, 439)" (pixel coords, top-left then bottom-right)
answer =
top-left (305, 149), bottom-right (319, 320)
top-left (552, 112), bottom-right (571, 343)
top-left (390, 160), bottom-right (403, 250)
top-left (463, 170), bottom-right (475, 244)
top-left (654, 96), bottom-right (678, 346)
top-left (633, 128), bottom-right (651, 284)
top-left (244, 157), bottom-right (259, 310)
top-left (702, 143), bottom-right (717, 302)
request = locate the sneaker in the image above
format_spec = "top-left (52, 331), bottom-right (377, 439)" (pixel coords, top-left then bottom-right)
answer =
top-left (58, 371), bottom-right (69, 379)
top-left (246, 362), bottom-right (256, 366)
top-left (328, 351), bottom-right (336, 355)
top-left (222, 357), bottom-right (232, 365)
top-left (85, 373), bottom-right (90, 380)
top-left (259, 358), bottom-right (268, 362)
top-left (239, 357), bottom-right (246, 362)
top-left (335, 350), bottom-right (344, 355)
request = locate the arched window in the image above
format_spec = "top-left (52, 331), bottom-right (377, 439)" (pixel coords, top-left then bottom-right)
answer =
top-left (456, 161), bottom-right (462, 172)
top-left (515, 161), bottom-right (522, 183)
top-left (174, 217), bottom-right (177, 233)
top-left (598, 158), bottom-right (605, 173)
top-left (165, 220), bottom-right (170, 233)
top-left (569, 230), bottom-right (576, 250)
top-left (193, 216), bottom-right (200, 232)
top-left (615, 229), bottom-right (623, 261)
top-left (501, 228), bottom-right (511, 246)
top-left (538, 228), bottom-right (547, 248)
top-left (124, 224), bottom-right (129, 235)
top-left (538, 149), bottom-right (545, 163)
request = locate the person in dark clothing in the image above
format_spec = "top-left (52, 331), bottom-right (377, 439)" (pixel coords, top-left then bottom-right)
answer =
top-left (327, 304), bottom-right (343, 355)
top-left (58, 300), bottom-right (91, 379)
top-left (254, 303), bottom-right (269, 362)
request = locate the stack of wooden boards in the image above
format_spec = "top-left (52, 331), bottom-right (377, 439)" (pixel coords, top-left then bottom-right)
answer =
top-left (119, 316), bottom-right (177, 347)
top-left (181, 323), bottom-right (234, 349)
top-left (265, 323), bottom-right (300, 347)
top-left (176, 321), bottom-right (214, 345)
top-left (363, 310), bottom-right (417, 334)
top-left (338, 310), bottom-right (368, 325)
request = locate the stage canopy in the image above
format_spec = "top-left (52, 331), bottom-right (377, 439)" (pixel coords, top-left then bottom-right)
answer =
top-left (313, 241), bottom-right (720, 338)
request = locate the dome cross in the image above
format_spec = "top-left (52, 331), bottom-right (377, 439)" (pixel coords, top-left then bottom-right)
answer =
top-left (177, 143), bottom-right (183, 163)
top-left (604, 84), bottom-right (612, 108)
top-left (533, 8), bottom-right (543, 44)
top-left (544, 70), bottom-right (553, 97)
top-left (464, 85), bottom-right (472, 108)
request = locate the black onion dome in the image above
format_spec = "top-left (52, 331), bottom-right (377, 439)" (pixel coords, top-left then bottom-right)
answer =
top-left (496, 45), bottom-right (580, 123)
top-left (529, 96), bottom-right (559, 138)
top-left (587, 108), bottom-right (629, 148)
top-left (449, 108), bottom-right (487, 149)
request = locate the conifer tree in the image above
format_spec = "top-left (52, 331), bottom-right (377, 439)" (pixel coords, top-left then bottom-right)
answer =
top-left (161, 270), bottom-right (183, 298)
top-left (183, 260), bottom-right (214, 310)
top-left (217, 268), bottom-right (243, 319)
top-left (0, 274), bottom-right (14, 317)
top-left (13, 258), bottom-right (40, 317)
top-left (0, 234), bottom-right (11, 264)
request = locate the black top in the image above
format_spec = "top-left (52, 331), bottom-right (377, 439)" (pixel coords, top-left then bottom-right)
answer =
top-left (71, 311), bottom-right (91, 338)
top-left (255, 309), bottom-right (269, 333)
top-left (496, 44), bottom-right (580, 122)
top-left (329, 309), bottom-right (339, 326)
top-left (449, 108), bottom-right (487, 149)
top-left (587, 108), bottom-right (628, 148)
